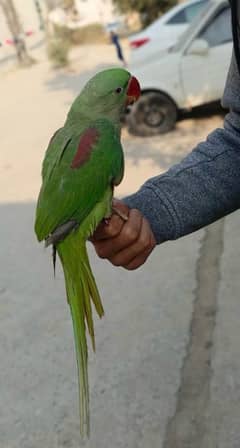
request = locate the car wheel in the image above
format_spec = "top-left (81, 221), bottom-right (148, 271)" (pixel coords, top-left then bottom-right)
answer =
top-left (126, 92), bottom-right (177, 136)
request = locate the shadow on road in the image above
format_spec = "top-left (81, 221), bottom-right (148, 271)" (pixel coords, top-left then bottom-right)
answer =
top-left (178, 100), bottom-right (226, 122)
top-left (0, 199), bottom-right (201, 448)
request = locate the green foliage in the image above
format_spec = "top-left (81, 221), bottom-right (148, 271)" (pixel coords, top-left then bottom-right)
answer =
top-left (52, 23), bottom-right (107, 46)
top-left (47, 26), bottom-right (70, 67)
top-left (113, 0), bottom-right (177, 26)
top-left (47, 37), bottom-right (70, 67)
top-left (46, 22), bottom-right (107, 67)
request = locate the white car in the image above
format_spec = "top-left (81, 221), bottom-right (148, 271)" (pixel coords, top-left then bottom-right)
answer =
top-left (126, 0), bottom-right (232, 135)
top-left (128, 0), bottom-right (210, 65)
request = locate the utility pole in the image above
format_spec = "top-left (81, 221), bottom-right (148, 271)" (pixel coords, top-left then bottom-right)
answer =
top-left (33, 0), bottom-right (45, 30)
top-left (0, 0), bottom-right (34, 66)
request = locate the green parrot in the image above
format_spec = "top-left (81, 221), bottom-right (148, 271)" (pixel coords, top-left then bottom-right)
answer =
top-left (34, 68), bottom-right (141, 437)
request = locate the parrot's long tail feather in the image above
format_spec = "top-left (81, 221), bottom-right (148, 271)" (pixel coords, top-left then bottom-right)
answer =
top-left (57, 231), bottom-right (104, 437)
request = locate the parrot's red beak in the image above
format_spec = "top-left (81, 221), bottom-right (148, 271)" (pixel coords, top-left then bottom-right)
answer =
top-left (126, 76), bottom-right (141, 106)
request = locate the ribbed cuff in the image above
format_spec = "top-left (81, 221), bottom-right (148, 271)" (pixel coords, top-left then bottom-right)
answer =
top-left (123, 184), bottom-right (177, 244)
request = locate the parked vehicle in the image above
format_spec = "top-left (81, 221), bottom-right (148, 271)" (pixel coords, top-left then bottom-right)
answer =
top-left (126, 0), bottom-right (232, 136)
top-left (128, 0), bottom-right (210, 65)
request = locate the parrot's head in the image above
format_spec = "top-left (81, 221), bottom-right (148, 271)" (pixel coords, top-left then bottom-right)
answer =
top-left (66, 68), bottom-right (141, 127)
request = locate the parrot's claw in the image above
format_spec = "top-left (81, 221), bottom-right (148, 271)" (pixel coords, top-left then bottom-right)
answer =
top-left (112, 206), bottom-right (128, 222)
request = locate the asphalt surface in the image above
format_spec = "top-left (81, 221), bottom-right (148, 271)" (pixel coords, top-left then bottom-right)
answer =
top-left (1, 205), bottom-right (240, 448)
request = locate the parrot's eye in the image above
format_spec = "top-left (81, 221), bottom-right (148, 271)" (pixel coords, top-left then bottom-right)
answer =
top-left (115, 87), bottom-right (123, 94)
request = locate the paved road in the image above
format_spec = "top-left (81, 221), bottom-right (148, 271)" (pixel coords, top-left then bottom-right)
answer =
top-left (0, 43), bottom-right (240, 448)
top-left (1, 205), bottom-right (240, 448)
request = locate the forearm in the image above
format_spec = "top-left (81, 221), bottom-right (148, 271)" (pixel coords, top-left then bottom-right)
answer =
top-left (92, 17), bottom-right (240, 270)
top-left (124, 112), bottom-right (240, 244)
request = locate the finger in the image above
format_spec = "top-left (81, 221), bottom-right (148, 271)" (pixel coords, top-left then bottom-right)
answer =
top-left (91, 199), bottom-right (130, 242)
top-left (109, 217), bottom-right (155, 267)
top-left (94, 208), bottom-right (143, 259)
top-left (124, 244), bottom-right (155, 270)
top-left (91, 213), bottom-right (125, 242)
top-left (112, 198), bottom-right (129, 216)
top-left (125, 230), bottom-right (156, 270)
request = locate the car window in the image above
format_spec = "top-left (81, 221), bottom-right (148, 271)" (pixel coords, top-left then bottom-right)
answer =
top-left (167, 0), bottom-right (209, 25)
top-left (198, 6), bottom-right (232, 47)
top-left (167, 9), bottom-right (187, 25)
top-left (185, 0), bottom-right (209, 22)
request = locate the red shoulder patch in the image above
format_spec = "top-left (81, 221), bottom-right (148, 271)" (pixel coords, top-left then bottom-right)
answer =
top-left (71, 127), bottom-right (99, 169)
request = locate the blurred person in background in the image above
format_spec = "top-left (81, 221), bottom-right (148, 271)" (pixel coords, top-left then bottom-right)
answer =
top-left (92, 0), bottom-right (240, 271)
top-left (110, 30), bottom-right (127, 67)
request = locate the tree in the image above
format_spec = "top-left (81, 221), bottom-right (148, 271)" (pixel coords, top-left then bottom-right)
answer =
top-left (113, 0), bottom-right (177, 26)
top-left (0, 0), bottom-right (34, 66)
top-left (45, 0), bottom-right (72, 68)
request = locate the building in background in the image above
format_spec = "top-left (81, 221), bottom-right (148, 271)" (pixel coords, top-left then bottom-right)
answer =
top-left (48, 0), bottom-right (125, 31)
top-left (75, 0), bottom-right (118, 27)
top-left (0, 0), bottom-right (126, 50)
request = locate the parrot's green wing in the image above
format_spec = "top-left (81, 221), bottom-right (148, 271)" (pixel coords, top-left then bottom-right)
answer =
top-left (41, 127), bottom-right (71, 180)
top-left (35, 118), bottom-right (124, 242)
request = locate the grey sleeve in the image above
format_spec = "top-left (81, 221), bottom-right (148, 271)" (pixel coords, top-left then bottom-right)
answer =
top-left (124, 54), bottom-right (240, 244)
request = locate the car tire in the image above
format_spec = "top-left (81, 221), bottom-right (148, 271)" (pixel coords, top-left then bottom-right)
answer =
top-left (126, 91), bottom-right (177, 136)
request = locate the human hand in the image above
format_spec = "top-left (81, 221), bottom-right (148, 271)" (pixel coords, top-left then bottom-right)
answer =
top-left (91, 199), bottom-right (156, 270)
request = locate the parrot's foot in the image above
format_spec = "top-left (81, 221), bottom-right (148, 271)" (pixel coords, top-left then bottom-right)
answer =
top-left (45, 220), bottom-right (78, 247)
top-left (112, 206), bottom-right (128, 222)
top-left (103, 205), bottom-right (128, 225)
